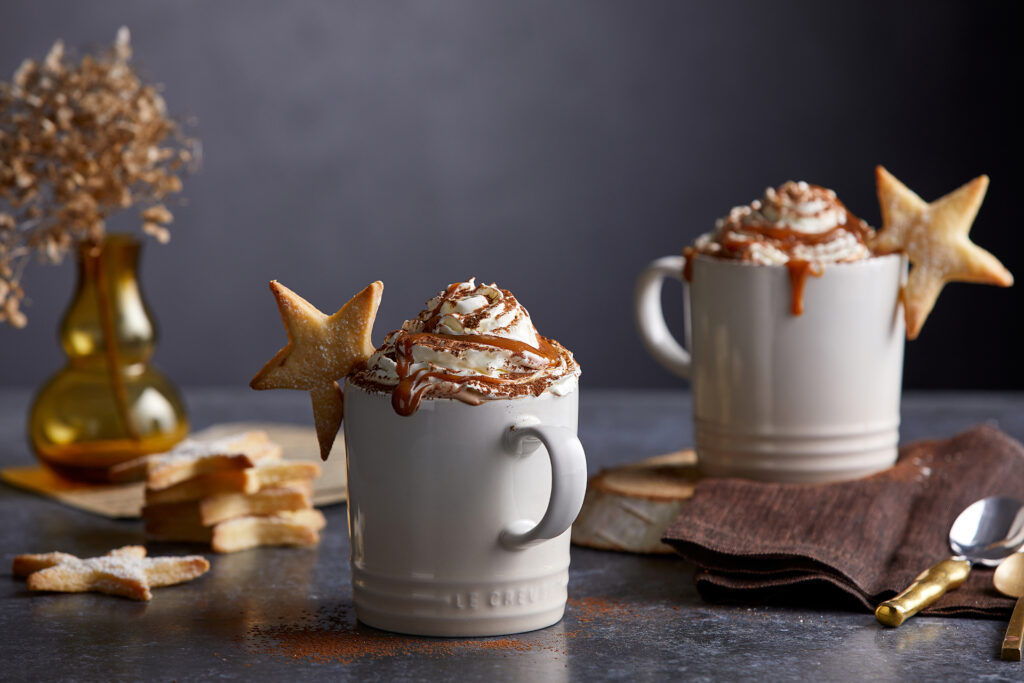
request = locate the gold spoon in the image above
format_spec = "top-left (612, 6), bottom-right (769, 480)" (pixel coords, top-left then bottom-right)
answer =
top-left (876, 496), bottom-right (1024, 627)
top-left (994, 553), bottom-right (1024, 661)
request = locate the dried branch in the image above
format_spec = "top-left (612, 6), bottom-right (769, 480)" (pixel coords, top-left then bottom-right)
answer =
top-left (0, 27), bottom-right (199, 327)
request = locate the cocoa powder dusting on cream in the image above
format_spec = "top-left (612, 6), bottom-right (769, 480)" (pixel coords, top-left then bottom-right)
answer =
top-left (693, 181), bottom-right (875, 267)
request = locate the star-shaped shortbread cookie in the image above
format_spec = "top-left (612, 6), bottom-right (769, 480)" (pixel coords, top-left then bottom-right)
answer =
top-left (250, 281), bottom-right (382, 459)
top-left (871, 166), bottom-right (1013, 339)
top-left (13, 546), bottom-right (209, 601)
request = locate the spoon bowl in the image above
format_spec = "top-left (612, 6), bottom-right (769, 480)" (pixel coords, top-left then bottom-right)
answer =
top-left (950, 496), bottom-right (1024, 566)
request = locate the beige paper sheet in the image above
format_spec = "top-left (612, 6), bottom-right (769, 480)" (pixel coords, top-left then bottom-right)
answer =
top-left (0, 422), bottom-right (346, 519)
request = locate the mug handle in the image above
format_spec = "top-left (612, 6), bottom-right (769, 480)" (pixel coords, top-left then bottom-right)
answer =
top-left (634, 255), bottom-right (691, 380)
top-left (499, 421), bottom-right (587, 551)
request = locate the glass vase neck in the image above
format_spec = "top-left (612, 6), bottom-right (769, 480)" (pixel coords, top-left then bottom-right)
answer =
top-left (62, 233), bottom-right (155, 368)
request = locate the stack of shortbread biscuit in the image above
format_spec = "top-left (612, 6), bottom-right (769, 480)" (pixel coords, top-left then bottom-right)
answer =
top-left (112, 431), bottom-right (325, 553)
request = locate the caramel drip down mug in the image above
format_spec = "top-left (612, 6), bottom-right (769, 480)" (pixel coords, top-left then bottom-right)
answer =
top-left (343, 381), bottom-right (586, 636)
top-left (635, 253), bottom-right (906, 483)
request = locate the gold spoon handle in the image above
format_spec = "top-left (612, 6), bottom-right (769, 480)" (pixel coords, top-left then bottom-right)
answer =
top-left (875, 558), bottom-right (971, 627)
top-left (1001, 596), bottom-right (1024, 661)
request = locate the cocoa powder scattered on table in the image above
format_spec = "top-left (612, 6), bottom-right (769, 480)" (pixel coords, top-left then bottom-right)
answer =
top-left (240, 597), bottom-right (652, 664)
top-left (243, 605), bottom-right (557, 664)
top-left (568, 597), bottom-right (640, 623)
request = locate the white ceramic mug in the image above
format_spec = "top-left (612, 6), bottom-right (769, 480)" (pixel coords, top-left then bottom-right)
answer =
top-left (635, 253), bottom-right (905, 482)
top-left (342, 381), bottom-right (587, 637)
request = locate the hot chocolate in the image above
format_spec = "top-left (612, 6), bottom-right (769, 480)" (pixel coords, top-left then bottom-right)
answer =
top-left (637, 168), bottom-right (1011, 481)
top-left (342, 279), bottom-right (587, 637)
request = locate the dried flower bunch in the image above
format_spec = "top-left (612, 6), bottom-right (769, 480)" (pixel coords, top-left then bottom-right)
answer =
top-left (0, 27), bottom-right (197, 327)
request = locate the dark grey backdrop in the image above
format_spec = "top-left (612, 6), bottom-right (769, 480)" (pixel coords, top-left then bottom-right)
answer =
top-left (1, 1), bottom-right (1020, 390)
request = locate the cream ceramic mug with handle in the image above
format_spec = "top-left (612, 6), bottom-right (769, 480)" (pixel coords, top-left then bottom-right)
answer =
top-left (635, 252), bottom-right (906, 482)
top-left (343, 381), bottom-right (586, 637)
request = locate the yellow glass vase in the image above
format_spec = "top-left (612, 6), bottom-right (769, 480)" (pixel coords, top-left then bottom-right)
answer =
top-left (28, 234), bottom-right (188, 482)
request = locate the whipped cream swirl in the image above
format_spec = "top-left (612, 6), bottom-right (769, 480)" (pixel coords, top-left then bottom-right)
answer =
top-left (348, 279), bottom-right (580, 414)
top-left (693, 181), bottom-right (875, 265)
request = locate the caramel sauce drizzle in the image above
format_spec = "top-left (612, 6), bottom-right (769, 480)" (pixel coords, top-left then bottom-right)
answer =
top-left (391, 331), bottom-right (559, 416)
top-left (694, 200), bottom-right (872, 316)
top-left (388, 285), bottom-right (563, 416)
top-left (733, 217), bottom-right (871, 247)
top-left (682, 247), bottom-right (696, 283)
top-left (785, 259), bottom-right (824, 316)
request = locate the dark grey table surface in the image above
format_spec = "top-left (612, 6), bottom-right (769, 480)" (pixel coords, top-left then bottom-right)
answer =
top-left (2, 387), bottom-right (1024, 682)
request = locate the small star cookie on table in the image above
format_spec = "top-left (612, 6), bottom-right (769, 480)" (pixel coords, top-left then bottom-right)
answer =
top-left (871, 166), bottom-right (1013, 339)
top-left (12, 546), bottom-right (209, 601)
top-left (250, 281), bottom-right (382, 459)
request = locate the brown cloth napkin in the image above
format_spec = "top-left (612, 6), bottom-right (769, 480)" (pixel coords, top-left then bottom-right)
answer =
top-left (662, 425), bottom-right (1024, 619)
